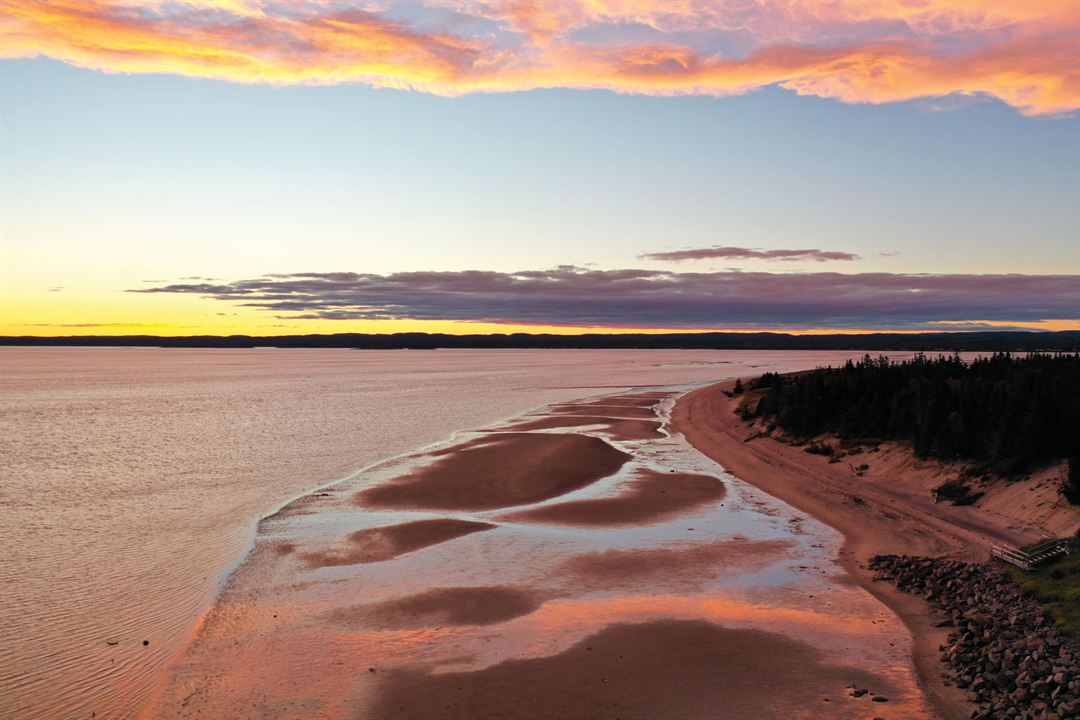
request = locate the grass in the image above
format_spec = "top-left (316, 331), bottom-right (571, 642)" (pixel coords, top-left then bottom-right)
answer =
top-left (1005, 551), bottom-right (1080, 639)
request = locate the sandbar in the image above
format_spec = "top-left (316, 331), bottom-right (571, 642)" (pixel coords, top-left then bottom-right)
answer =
top-left (328, 586), bottom-right (544, 629)
top-left (559, 538), bottom-right (793, 589)
top-left (368, 619), bottom-right (898, 720)
top-left (502, 469), bottom-right (724, 526)
top-left (547, 404), bottom-right (659, 419)
top-left (500, 415), bottom-right (664, 441)
top-left (355, 432), bottom-right (631, 510)
top-left (303, 518), bottom-right (496, 568)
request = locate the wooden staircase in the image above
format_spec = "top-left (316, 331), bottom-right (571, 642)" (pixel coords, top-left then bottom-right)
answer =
top-left (991, 537), bottom-right (1074, 571)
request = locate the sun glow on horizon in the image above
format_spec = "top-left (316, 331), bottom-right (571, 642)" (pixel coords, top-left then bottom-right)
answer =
top-left (1, 2), bottom-right (1077, 336)
top-left (4, 285), bottom-right (1077, 339)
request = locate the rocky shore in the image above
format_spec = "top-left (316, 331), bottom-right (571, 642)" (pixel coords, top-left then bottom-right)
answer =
top-left (869, 555), bottom-right (1079, 720)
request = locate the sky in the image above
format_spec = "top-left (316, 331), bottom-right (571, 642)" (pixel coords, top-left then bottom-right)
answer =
top-left (1, 0), bottom-right (1078, 336)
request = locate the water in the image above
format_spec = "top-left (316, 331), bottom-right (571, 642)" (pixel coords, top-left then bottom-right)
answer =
top-left (147, 388), bottom-right (927, 719)
top-left (0, 347), bottom-right (878, 719)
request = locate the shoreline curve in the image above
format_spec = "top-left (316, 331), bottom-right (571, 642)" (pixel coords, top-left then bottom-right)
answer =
top-left (670, 380), bottom-right (994, 720)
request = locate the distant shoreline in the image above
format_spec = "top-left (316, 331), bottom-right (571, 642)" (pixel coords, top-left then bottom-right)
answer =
top-left (2, 329), bottom-right (1078, 351)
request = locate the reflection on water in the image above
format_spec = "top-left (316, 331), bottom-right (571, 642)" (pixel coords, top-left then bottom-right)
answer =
top-left (147, 390), bottom-right (929, 719)
top-left (1, 348), bottom-right (883, 719)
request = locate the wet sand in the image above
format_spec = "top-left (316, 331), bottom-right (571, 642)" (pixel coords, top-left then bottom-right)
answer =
top-left (369, 620), bottom-right (895, 720)
top-left (355, 432), bottom-right (631, 510)
top-left (559, 538), bottom-right (794, 589)
top-left (547, 404), bottom-right (659, 419)
top-left (328, 586), bottom-right (545, 629)
top-left (502, 469), bottom-right (724, 526)
top-left (669, 380), bottom-right (1080, 720)
top-left (303, 519), bottom-right (496, 568)
top-left (2, 349), bottom-right (901, 720)
top-left (146, 386), bottom-right (932, 719)
top-left (577, 395), bottom-right (667, 406)
top-left (499, 415), bottom-right (665, 441)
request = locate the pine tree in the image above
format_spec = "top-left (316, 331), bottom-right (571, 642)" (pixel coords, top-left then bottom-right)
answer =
top-left (749, 353), bottom-right (1080, 474)
top-left (1065, 457), bottom-right (1080, 505)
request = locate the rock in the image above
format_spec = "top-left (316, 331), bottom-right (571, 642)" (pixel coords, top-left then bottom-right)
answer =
top-left (868, 554), bottom-right (1080, 719)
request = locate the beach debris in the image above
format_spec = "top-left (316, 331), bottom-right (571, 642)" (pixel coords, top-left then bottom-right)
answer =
top-left (105, 639), bottom-right (118, 646)
top-left (142, 640), bottom-right (149, 646)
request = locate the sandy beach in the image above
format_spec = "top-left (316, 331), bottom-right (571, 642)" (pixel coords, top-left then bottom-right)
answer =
top-left (145, 386), bottom-right (931, 719)
top-left (9, 4), bottom-right (1078, 715)
top-left (671, 380), bottom-right (1080, 720)
top-left (0, 348), bottom-right (888, 720)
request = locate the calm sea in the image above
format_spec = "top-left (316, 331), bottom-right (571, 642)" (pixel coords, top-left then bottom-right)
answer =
top-left (0, 347), bottom-right (869, 719)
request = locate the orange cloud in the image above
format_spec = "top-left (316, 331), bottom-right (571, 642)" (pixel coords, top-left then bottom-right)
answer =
top-left (1, 0), bottom-right (1077, 115)
top-left (485, 0), bottom-right (1080, 41)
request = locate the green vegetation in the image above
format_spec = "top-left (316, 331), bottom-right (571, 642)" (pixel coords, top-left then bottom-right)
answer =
top-left (746, 353), bottom-right (1080, 478)
top-left (804, 441), bottom-right (834, 457)
top-left (1006, 552), bottom-right (1080, 638)
top-left (932, 479), bottom-right (984, 506)
top-left (752, 371), bottom-right (782, 390)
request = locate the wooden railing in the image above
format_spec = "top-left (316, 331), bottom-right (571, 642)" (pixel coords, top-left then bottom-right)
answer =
top-left (991, 537), bottom-right (1073, 571)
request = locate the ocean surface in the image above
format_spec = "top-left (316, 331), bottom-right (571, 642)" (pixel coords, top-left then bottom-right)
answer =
top-left (1, 347), bottom-right (875, 720)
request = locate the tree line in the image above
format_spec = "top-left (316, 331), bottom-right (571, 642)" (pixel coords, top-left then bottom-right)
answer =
top-left (745, 353), bottom-right (1080, 484)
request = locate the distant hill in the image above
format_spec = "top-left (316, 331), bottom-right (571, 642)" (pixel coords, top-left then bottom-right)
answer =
top-left (1, 330), bottom-right (1078, 351)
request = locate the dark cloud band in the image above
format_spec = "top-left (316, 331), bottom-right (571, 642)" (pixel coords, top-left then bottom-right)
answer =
top-left (641, 246), bottom-right (860, 262)
top-left (132, 268), bottom-right (1080, 330)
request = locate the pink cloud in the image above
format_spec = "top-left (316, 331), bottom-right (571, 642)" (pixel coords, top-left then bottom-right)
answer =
top-left (132, 267), bottom-right (1080, 331)
top-left (641, 247), bottom-right (860, 263)
top-left (1, 1), bottom-right (1077, 116)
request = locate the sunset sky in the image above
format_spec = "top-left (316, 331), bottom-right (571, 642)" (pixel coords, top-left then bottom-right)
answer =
top-left (1, 0), bottom-right (1078, 335)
